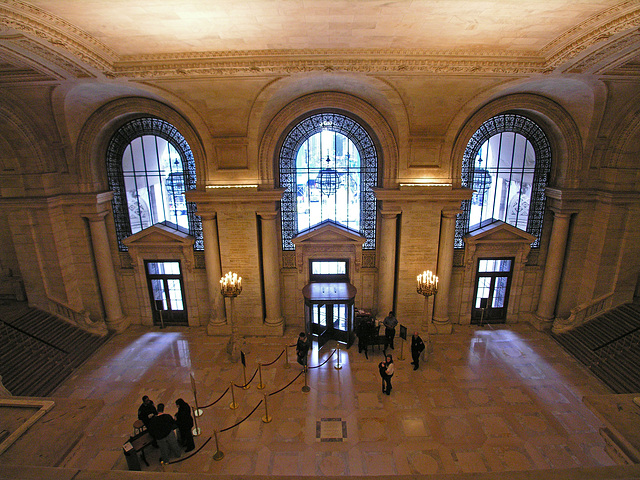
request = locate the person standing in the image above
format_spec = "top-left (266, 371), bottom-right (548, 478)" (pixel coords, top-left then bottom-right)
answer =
top-left (383, 311), bottom-right (398, 351)
top-left (174, 398), bottom-right (195, 452)
top-left (137, 395), bottom-right (157, 429)
top-left (378, 358), bottom-right (389, 393)
top-left (147, 403), bottom-right (182, 463)
top-left (296, 331), bottom-right (310, 366)
top-left (383, 354), bottom-right (394, 395)
top-left (410, 332), bottom-right (425, 370)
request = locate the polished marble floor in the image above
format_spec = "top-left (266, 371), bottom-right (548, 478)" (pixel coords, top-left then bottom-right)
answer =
top-left (52, 323), bottom-right (617, 476)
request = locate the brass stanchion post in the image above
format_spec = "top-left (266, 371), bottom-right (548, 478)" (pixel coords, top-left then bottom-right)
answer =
top-left (399, 337), bottom-right (405, 360)
top-left (212, 430), bottom-right (224, 461)
top-left (190, 373), bottom-right (203, 417)
top-left (283, 347), bottom-right (290, 369)
top-left (257, 363), bottom-right (265, 390)
top-left (191, 406), bottom-right (201, 436)
top-left (334, 346), bottom-right (342, 370)
top-left (229, 381), bottom-right (239, 409)
top-left (242, 362), bottom-right (250, 390)
top-left (302, 365), bottom-right (310, 392)
top-left (261, 393), bottom-right (272, 423)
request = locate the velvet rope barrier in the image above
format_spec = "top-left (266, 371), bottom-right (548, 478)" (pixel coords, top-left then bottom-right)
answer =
top-left (260, 348), bottom-right (285, 366)
top-left (162, 344), bottom-right (336, 465)
top-left (200, 385), bottom-right (230, 410)
top-left (165, 436), bottom-right (212, 464)
top-left (219, 399), bottom-right (264, 432)
top-left (233, 366), bottom-right (259, 389)
top-left (267, 370), bottom-right (305, 396)
top-left (307, 349), bottom-right (336, 369)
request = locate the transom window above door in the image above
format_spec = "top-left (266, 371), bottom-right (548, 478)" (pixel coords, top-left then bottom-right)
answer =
top-left (310, 260), bottom-right (349, 282)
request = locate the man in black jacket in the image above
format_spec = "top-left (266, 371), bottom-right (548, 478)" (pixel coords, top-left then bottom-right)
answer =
top-left (147, 403), bottom-right (181, 463)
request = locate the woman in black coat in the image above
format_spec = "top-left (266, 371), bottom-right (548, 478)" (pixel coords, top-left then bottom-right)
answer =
top-left (174, 398), bottom-right (195, 452)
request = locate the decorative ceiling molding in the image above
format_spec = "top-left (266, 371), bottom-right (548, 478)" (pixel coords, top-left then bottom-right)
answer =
top-left (0, 47), bottom-right (56, 82)
top-left (0, 0), bottom-right (116, 74)
top-left (567, 30), bottom-right (640, 74)
top-left (113, 53), bottom-right (547, 78)
top-left (0, 0), bottom-right (639, 80)
top-left (6, 36), bottom-right (93, 78)
top-left (543, 2), bottom-right (640, 69)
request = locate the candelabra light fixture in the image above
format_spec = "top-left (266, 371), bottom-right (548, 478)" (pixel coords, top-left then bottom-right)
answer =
top-left (220, 271), bottom-right (242, 362)
top-left (417, 270), bottom-right (438, 297)
top-left (417, 270), bottom-right (438, 331)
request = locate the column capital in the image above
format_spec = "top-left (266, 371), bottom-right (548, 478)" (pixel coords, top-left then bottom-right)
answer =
top-left (257, 210), bottom-right (279, 221)
top-left (81, 210), bottom-right (109, 222)
top-left (441, 208), bottom-right (461, 219)
top-left (197, 212), bottom-right (218, 221)
top-left (549, 206), bottom-right (578, 218)
top-left (379, 209), bottom-right (401, 219)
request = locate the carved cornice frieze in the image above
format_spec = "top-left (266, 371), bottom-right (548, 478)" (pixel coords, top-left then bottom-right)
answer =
top-left (9, 36), bottom-right (93, 78)
top-left (113, 52), bottom-right (547, 78)
top-left (567, 30), bottom-right (640, 74)
top-left (544, 3), bottom-right (640, 70)
top-left (2, 0), bottom-right (640, 80)
top-left (0, 0), bottom-right (116, 75)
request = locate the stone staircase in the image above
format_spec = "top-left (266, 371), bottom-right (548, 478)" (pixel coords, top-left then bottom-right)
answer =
top-left (0, 303), bottom-right (110, 397)
top-left (551, 302), bottom-right (640, 393)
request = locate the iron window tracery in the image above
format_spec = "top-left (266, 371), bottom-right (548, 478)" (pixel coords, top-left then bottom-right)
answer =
top-left (106, 117), bottom-right (203, 251)
top-left (455, 113), bottom-right (551, 249)
top-left (279, 112), bottom-right (378, 250)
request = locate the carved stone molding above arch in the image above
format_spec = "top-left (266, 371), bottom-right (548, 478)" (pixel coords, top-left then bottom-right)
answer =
top-left (0, 0), bottom-right (116, 75)
top-left (75, 96), bottom-right (207, 192)
top-left (601, 96), bottom-right (640, 175)
top-left (258, 91), bottom-right (398, 187)
top-left (543, 3), bottom-right (640, 70)
top-left (449, 93), bottom-right (583, 190)
top-left (566, 29), bottom-right (640, 75)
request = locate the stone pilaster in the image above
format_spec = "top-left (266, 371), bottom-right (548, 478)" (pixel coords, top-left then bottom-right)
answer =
top-left (535, 209), bottom-right (574, 330)
top-left (85, 211), bottom-right (128, 333)
top-left (259, 210), bottom-right (284, 334)
top-left (431, 209), bottom-right (459, 334)
top-left (376, 209), bottom-right (400, 320)
top-left (199, 213), bottom-right (227, 335)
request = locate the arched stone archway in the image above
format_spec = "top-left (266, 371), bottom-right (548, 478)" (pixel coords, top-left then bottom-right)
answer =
top-left (449, 93), bottom-right (583, 190)
top-left (75, 97), bottom-right (207, 192)
top-left (258, 92), bottom-right (398, 188)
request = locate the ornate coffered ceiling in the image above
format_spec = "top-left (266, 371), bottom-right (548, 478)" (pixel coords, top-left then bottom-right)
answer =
top-left (0, 0), bottom-right (640, 80)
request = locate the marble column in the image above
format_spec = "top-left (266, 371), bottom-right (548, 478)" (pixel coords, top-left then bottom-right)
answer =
top-left (86, 212), bottom-right (128, 333)
top-left (200, 213), bottom-right (226, 335)
top-left (377, 210), bottom-right (400, 320)
top-left (535, 209), bottom-right (573, 330)
top-left (431, 210), bottom-right (458, 334)
top-left (259, 211), bottom-right (284, 331)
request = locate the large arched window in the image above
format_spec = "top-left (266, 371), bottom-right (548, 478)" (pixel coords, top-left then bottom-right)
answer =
top-left (279, 112), bottom-right (378, 250)
top-left (455, 114), bottom-right (551, 248)
top-left (106, 117), bottom-right (203, 251)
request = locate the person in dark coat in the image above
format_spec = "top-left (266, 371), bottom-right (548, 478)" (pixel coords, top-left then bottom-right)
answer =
top-left (175, 398), bottom-right (195, 452)
top-left (382, 311), bottom-right (398, 351)
top-left (296, 331), bottom-right (310, 366)
top-left (147, 403), bottom-right (181, 463)
top-left (410, 332), bottom-right (426, 370)
top-left (378, 359), bottom-right (388, 392)
top-left (137, 395), bottom-right (157, 428)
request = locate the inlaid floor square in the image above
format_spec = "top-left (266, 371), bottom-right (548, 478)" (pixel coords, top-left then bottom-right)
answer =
top-left (316, 417), bottom-right (347, 442)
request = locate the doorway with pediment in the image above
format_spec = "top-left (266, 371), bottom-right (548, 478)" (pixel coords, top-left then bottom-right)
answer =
top-left (292, 221), bottom-right (367, 348)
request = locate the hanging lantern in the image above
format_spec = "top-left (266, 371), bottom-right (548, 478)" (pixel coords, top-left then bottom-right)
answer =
top-left (316, 154), bottom-right (339, 196)
top-left (472, 154), bottom-right (492, 204)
